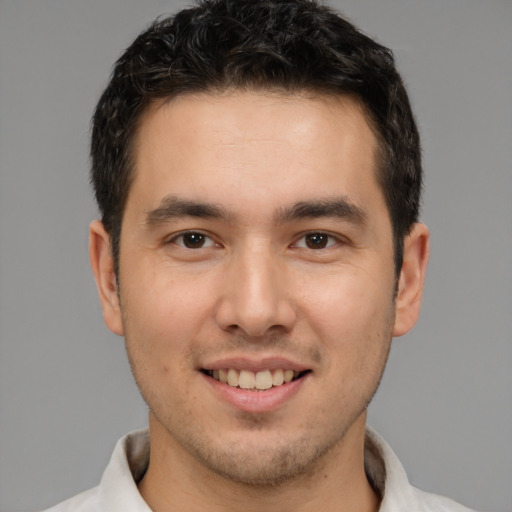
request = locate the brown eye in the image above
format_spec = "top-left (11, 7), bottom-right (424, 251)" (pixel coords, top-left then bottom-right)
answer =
top-left (304, 233), bottom-right (331, 249)
top-left (172, 232), bottom-right (216, 249)
top-left (182, 233), bottom-right (205, 248)
top-left (293, 232), bottom-right (338, 250)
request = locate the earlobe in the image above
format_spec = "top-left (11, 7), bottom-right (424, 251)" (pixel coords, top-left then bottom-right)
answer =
top-left (393, 223), bottom-right (430, 337)
top-left (89, 220), bottom-right (124, 336)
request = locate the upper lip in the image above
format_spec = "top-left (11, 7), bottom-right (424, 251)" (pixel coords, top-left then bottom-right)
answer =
top-left (200, 356), bottom-right (311, 373)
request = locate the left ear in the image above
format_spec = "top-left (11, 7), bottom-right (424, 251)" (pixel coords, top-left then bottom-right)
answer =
top-left (393, 222), bottom-right (430, 337)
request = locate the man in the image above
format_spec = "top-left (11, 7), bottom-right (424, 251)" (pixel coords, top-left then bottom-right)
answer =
top-left (45, 1), bottom-right (474, 510)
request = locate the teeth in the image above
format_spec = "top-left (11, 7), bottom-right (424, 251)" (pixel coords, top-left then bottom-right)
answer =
top-left (272, 369), bottom-right (284, 386)
top-left (284, 369), bottom-right (294, 383)
top-left (255, 370), bottom-right (273, 390)
top-left (227, 368), bottom-right (239, 387)
top-left (239, 370), bottom-right (256, 389)
top-left (208, 368), bottom-right (302, 390)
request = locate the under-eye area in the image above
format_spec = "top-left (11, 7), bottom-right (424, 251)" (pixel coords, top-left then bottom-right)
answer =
top-left (202, 368), bottom-right (311, 391)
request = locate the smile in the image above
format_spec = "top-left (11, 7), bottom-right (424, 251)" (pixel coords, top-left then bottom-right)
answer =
top-left (202, 368), bottom-right (309, 391)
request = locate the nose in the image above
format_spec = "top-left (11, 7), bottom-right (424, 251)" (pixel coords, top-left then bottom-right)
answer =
top-left (214, 244), bottom-right (297, 337)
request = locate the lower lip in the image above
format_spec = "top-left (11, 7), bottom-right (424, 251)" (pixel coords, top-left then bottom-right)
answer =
top-left (202, 372), bottom-right (309, 413)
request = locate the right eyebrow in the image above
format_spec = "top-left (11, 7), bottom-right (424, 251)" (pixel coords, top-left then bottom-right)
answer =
top-left (144, 195), bottom-right (230, 226)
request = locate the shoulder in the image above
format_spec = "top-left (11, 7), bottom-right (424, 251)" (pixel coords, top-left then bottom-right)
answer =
top-left (39, 429), bottom-right (150, 512)
top-left (41, 486), bottom-right (100, 512)
top-left (364, 427), bottom-right (479, 512)
top-left (412, 486), bottom-right (478, 512)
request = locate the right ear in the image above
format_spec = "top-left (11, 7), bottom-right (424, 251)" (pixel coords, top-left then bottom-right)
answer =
top-left (89, 220), bottom-right (124, 336)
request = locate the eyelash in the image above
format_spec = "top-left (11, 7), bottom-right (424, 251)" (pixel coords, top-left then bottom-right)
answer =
top-left (292, 232), bottom-right (339, 250)
top-left (168, 231), bottom-right (218, 249)
top-left (167, 231), bottom-right (341, 250)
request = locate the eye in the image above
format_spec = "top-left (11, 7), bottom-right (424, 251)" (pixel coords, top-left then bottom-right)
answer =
top-left (170, 231), bottom-right (217, 249)
top-left (294, 232), bottom-right (338, 249)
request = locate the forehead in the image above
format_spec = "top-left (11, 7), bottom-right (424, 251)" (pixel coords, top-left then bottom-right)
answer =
top-left (138, 90), bottom-right (377, 151)
top-left (129, 91), bottom-right (383, 217)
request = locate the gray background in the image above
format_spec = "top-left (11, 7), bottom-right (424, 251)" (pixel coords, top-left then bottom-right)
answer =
top-left (0, 1), bottom-right (510, 511)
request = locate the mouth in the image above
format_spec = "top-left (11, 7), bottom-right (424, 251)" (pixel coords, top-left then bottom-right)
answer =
top-left (201, 368), bottom-right (311, 391)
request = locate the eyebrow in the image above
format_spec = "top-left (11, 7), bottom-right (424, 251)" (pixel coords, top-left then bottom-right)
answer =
top-left (145, 196), bottom-right (229, 226)
top-left (145, 195), bottom-right (367, 227)
top-left (276, 197), bottom-right (367, 225)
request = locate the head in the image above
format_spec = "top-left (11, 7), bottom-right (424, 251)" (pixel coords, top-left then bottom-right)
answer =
top-left (89, 0), bottom-right (429, 493)
top-left (91, 0), bottom-right (422, 279)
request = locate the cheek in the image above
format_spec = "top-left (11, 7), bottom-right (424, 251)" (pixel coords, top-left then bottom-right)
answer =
top-left (302, 272), bottom-right (393, 337)
top-left (123, 252), bottom-right (214, 321)
top-left (299, 269), bottom-right (395, 383)
top-left (119, 262), bottom-right (216, 369)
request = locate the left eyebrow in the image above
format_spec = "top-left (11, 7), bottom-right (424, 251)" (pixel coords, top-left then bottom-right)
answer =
top-left (276, 197), bottom-right (368, 225)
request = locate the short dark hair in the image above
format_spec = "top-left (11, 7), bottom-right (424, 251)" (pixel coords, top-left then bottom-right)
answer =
top-left (91, 0), bottom-right (422, 276)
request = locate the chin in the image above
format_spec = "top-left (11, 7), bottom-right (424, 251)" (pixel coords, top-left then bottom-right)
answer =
top-left (178, 426), bottom-right (341, 488)
top-left (198, 446), bottom-right (324, 487)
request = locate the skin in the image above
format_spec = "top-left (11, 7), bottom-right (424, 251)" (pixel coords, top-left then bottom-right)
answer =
top-left (90, 91), bottom-right (429, 512)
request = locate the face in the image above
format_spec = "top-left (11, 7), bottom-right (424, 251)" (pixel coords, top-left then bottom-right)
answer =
top-left (91, 91), bottom-right (427, 486)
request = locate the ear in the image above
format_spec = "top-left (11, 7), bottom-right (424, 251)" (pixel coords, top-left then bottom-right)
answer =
top-left (89, 220), bottom-right (124, 336)
top-left (393, 223), bottom-right (430, 337)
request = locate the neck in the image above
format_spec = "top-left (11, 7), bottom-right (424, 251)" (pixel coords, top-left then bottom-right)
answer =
top-left (138, 414), bottom-right (380, 512)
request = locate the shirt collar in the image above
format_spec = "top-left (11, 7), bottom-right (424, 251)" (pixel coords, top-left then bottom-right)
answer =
top-left (97, 426), bottom-right (420, 511)
top-left (97, 428), bottom-right (152, 511)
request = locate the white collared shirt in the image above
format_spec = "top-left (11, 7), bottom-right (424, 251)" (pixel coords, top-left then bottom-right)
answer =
top-left (43, 427), bottom-right (477, 512)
